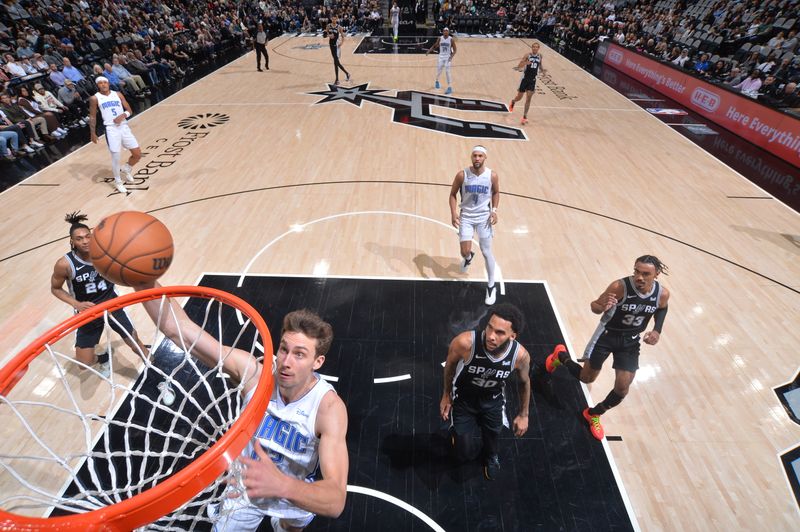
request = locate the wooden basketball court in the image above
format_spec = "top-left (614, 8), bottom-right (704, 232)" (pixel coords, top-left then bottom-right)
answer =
top-left (0, 35), bottom-right (798, 530)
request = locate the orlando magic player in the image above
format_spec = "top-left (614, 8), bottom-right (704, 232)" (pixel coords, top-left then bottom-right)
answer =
top-left (440, 303), bottom-right (531, 481)
top-left (50, 212), bottom-right (147, 377)
top-left (88, 76), bottom-right (141, 194)
top-left (509, 41), bottom-right (546, 125)
top-left (132, 283), bottom-right (348, 532)
top-left (546, 255), bottom-right (670, 440)
top-left (326, 15), bottom-right (350, 85)
top-left (426, 27), bottom-right (456, 94)
top-left (449, 146), bottom-right (500, 305)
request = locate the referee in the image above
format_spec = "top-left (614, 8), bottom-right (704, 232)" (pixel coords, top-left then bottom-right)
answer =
top-left (254, 22), bottom-right (269, 71)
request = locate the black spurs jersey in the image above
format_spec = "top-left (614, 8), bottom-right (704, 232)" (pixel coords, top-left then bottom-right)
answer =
top-left (327, 23), bottom-right (341, 45)
top-left (603, 276), bottom-right (662, 334)
top-left (453, 329), bottom-right (521, 397)
top-left (64, 251), bottom-right (116, 305)
top-left (523, 53), bottom-right (541, 80)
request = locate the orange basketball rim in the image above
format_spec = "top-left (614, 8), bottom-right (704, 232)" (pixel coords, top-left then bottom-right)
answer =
top-left (0, 286), bottom-right (274, 531)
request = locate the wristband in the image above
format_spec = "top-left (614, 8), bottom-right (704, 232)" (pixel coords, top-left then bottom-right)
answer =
top-left (124, 111), bottom-right (131, 118)
top-left (491, 207), bottom-right (497, 213)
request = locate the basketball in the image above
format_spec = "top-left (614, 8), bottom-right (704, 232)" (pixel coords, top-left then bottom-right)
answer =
top-left (89, 211), bottom-right (174, 286)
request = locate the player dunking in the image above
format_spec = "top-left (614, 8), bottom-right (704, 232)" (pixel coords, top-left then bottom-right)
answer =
top-left (449, 146), bottom-right (499, 305)
top-left (390, 2), bottom-right (400, 42)
top-left (440, 303), bottom-right (531, 481)
top-left (426, 27), bottom-right (456, 94)
top-left (509, 41), bottom-right (546, 125)
top-left (132, 281), bottom-right (348, 532)
top-left (326, 15), bottom-right (351, 85)
top-left (89, 76), bottom-right (141, 194)
top-left (546, 255), bottom-right (670, 440)
top-left (50, 212), bottom-right (148, 377)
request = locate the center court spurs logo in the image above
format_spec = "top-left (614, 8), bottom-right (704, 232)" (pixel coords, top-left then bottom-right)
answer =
top-left (308, 83), bottom-right (526, 140)
top-left (177, 112), bottom-right (230, 130)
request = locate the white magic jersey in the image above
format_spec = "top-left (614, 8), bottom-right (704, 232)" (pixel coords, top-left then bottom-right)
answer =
top-left (95, 90), bottom-right (125, 126)
top-left (247, 374), bottom-right (335, 519)
top-left (439, 36), bottom-right (453, 59)
top-left (460, 165), bottom-right (492, 221)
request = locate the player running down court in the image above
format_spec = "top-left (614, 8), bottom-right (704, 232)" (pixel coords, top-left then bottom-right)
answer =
top-left (449, 145), bottom-right (500, 305)
top-left (132, 282), bottom-right (348, 532)
top-left (509, 41), bottom-right (546, 125)
top-left (546, 255), bottom-right (670, 440)
top-left (89, 76), bottom-right (141, 194)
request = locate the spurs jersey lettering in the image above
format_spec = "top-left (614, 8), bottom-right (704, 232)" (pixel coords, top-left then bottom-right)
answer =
top-left (64, 251), bottom-right (116, 305)
top-left (247, 374), bottom-right (336, 519)
top-left (439, 36), bottom-right (452, 59)
top-left (453, 330), bottom-right (520, 396)
top-left (523, 53), bottom-right (541, 80)
top-left (602, 277), bottom-right (662, 334)
top-left (327, 23), bottom-right (340, 45)
top-left (94, 91), bottom-right (124, 126)
top-left (460, 165), bottom-right (492, 222)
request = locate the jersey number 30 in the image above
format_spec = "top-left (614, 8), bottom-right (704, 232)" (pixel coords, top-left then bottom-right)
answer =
top-left (471, 376), bottom-right (498, 388)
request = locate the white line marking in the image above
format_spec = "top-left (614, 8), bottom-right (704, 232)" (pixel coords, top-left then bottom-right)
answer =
top-left (234, 210), bottom-right (505, 299)
top-left (667, 123), bottom-right (707, 127)
top-left (541, 280), bottom-right (642, 532)
top-left (346, 484), bottom-right (446, 531)
top-left (374, 374), bottom-right (411, 383)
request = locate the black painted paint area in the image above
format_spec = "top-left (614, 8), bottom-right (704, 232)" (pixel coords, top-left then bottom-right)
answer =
top-left (52, 275), bottom-right (633, 530)
top-left (193, 275), bottom-right (633, 532)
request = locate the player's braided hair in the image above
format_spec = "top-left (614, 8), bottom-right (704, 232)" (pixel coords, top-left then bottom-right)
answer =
top-left (65, 211), bottom-right (89, 239)
top-left (636, 255), bottom-right (669, 275)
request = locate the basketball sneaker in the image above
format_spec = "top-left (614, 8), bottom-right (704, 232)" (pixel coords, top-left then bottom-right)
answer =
top-left (346, 73), bottom-right (351, 82)
top-left (445, 86), bottom-right (452, 94)
top-left (113, 180), bottom-right (128, 194)
top-left (460, 251), bottom-right (475, 273)
top-left (545, 344), bottom-right (567, 373)
top-left (485, 284), bottom-right (496, 305)
top-left (121, 164), bottom-right (134, 183)
top-left (509, 100), bottom-right (515, 112)
top-left (521, 117), bottom-right (528, 125)
top-left (583, 408), bottom-right (604, 441)
top-left (484, 454), bottom-right (500, 481)
top-left (96, 361), bottom-right (111, 379)
top-left (435, 80), bottom-right (440, 89)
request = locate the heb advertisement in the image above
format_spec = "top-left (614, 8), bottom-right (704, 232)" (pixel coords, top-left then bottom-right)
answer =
top-left (603, 43), bottom-right (800, 168)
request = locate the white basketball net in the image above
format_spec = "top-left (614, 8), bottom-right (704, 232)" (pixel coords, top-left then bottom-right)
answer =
top-left (0, 292), bottom-right (266, 530)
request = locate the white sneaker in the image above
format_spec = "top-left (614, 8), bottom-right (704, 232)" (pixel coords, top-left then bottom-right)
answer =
top-left (57, 128), bottom-right (68, 135)
top-left (460, 251), bottom-right (475, 273)
top-left (485, 284), bottom-right (497, 305)
top-left (23, 145), bottom-right (35, 153)
top-left (114, 180), bottom-right (128, 194)
top-left (31, 141), bottom-right (44, 148)
top-left (96, 361), bottom-right (111, 378)
top-left (121, 165), bottom-right (134, 183)
top-left (78, 119), bottom-right (87, 126)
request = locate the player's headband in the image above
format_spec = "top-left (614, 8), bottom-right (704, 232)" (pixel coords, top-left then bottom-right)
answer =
top-left (472, 146), bottom-right (487, 155)
top-left (443, 27), bottom-right (449, 32)
top-left (95, 76), bottom-right (109, 84)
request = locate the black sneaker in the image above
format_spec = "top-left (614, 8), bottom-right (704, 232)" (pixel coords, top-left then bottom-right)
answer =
top-left (460, 251), bottom-right (475, 273)
top-left (484, 454), bottom-right (500, 480)
top-left (485, 284), bottom-right (497, 305)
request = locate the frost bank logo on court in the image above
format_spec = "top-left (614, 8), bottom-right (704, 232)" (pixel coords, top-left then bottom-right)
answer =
top-left (607, 49), bottom-right (624, 65)
top-left (177, 112), bottom-right (230, 130)
top-left (690, 88), bottom-right (720, 112)
top-left (308, 83), bottom-right (526, 140)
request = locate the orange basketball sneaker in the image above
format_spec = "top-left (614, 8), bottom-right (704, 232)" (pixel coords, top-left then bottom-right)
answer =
top-left (583, 408), bottom-right (604, 440)
top-left (545, 344), bottom-right (567, 373)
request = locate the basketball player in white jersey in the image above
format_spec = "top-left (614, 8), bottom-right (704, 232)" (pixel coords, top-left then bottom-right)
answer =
top-left (132, 282), bottom-right (348, 532)
top-left (390, 1), bottom-right (400, 42)
top-left (426, 27), bottom-right (456, 94)
top-left (88, 76), bottom-right (142, 194)
top-left (509, 41), bottom-right (546, 125)
top-left (449, 146), bottom-right (500, 305)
